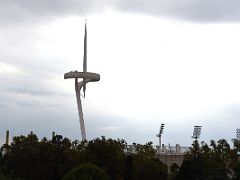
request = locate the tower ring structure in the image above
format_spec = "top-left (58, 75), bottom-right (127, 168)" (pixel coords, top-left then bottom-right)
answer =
top-left (64, 71), bottom-right (100, 81)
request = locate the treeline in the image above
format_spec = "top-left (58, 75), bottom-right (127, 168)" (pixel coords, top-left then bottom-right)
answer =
top-left (0, 133), bottom-right (240, 180)
top-left (176, 139), bottom-right (240, 180)
top-left (0, 133), bottom-right (167, 180)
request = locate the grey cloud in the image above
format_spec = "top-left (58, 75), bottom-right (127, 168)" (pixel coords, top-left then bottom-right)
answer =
top-left (0, 21), bottom-right (71, 115)
top-left (1, 0), bottom-right (240, 23)
top-left (111, 0), bottom-right (240, 22)
top-left (1, 0), bottom-right (240, 147)
top-left (0, 0), bottom-right (105, 24)
top-left (84, 113), bottom-right (156, 143)
top-left (0, 102), bottom-right (75, 140)
top-left (0, 78), bottom-right (71, 109)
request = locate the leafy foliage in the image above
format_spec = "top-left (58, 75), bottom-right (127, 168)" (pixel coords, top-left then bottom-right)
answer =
top-left (62, 163), bottom-right (109, 180)
top-left (177, 139), bottom-right (240, 180)
top-left (0, 133), bottom-right (167, 180)
top-left (85, 136), bottom-right (126, 179)
top-left (132, 142), bottom-right (168, 180)
top-left (2, 132), bottom-right (239, 180)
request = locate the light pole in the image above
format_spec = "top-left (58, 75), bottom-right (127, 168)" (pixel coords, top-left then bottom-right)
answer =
top-left (192, 125), bottom-right (202, 140)
top-left (157, 123), bottom-right (165, 153)
top-left (236, 128), bottom-right (240, 140)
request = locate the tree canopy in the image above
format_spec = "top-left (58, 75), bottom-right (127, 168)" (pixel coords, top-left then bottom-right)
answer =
top-left (1, 132), bottom-right (239, 179)
top-left (0, 133), bottom-right (168, 180)
top-left (177, 138), bottom-right (240, 180)
top-left (62, 163), bottom-right (109, 180)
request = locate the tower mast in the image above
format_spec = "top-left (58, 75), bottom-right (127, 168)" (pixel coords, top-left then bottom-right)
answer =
top-left (64, 21), bottom-right (100, 141)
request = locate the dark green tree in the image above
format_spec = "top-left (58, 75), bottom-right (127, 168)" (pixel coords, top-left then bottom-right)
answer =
top-left (0, 133), bottom-right (169, 180)
top-left (85, 136), bottom-right (126, 180)
top-left (133, 157), bottom-right (168, 180)
top-left (168, 163), bottom-right (179, 180)
top-left (1, 133), bottom-right (84, 180)
top-left (132, 142), bottom-right (168, 180)
top-left (177, 139), bottom-right (231, 180)
top-left (124, 155), bottom-right (133, 180)
top-left (231, 139), bottom-right (240, 179)
top-left (62, 163), bottom-right (109, 180)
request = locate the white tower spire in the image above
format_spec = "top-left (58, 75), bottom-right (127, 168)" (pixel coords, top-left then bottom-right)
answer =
top-left (83, 21), bottom-right (87, 98)
top-left (64, 21), bottom-right (100, 141)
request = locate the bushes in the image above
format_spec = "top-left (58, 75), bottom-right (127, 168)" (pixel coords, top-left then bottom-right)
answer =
top-left (177, 139), bottom-right (240, 180)
top-left (0, 134), bottom-right (167, 180)
top-left (62, 163), bottom-right (109, 180)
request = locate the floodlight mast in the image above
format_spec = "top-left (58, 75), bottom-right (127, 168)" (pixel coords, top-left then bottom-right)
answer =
top-left (192, 125), bottom-right (202, 140)
top-left (236, 128), bottom-right (240, 140)
top-left (156, 123), bottom-right (165, 152)
top-left (64, 21), bottom-right (100, 141)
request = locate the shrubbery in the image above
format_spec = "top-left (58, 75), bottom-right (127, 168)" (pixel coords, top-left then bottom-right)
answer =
top-left (0, 133), bottom-right (168, 180)
top-left (1, 132), bottom-right (240, 179)
top-left (62, 163), bottom-right (109, 180)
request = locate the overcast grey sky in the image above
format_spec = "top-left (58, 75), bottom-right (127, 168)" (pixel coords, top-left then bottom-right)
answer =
top-left (1, 0), bottom-right (240, 146)
top-left (1, 0), bottom-right (240, 23)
